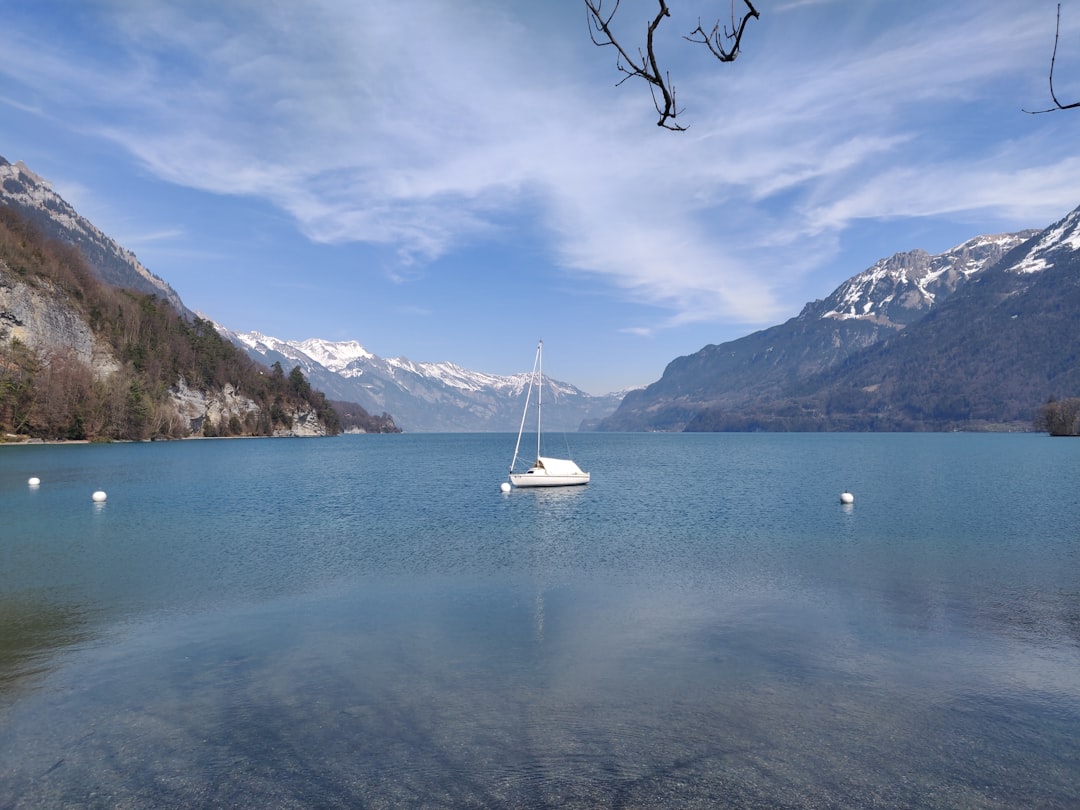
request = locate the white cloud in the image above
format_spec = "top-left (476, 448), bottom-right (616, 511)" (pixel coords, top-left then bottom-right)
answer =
top-left (3, 0), bottom-right (1079, 334)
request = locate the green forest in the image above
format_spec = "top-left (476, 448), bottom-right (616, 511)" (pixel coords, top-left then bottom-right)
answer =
top-left (0, 206), bottom-right (393, 441)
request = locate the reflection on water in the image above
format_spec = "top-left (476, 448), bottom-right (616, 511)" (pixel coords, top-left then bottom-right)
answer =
top-left (1, 433), bottom-right (1079, 807)
top-left (2, 578), bottom-right (1077, 808)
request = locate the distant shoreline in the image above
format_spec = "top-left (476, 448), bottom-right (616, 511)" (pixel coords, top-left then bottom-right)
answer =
top-left (2, 437), bottom-right (90, 446)
top-left (0, 434), bottom-right (328, 447)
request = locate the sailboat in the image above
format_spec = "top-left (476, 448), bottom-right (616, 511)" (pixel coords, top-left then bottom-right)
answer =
top-left (507, 340), bottom-right (590, 488)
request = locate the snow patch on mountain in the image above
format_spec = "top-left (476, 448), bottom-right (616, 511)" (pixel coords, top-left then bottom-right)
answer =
top-left (298, 338), bottom-right (374, 371)
top-left (1013, 207), bottom-right (1080, 274)
top-left (820, 230), bottom-right (1037, 325)
top-left (383, 356), bottom-right (523, 393)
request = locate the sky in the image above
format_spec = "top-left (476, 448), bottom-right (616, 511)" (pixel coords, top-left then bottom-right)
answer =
top-left (2, 1), bottom-right (1079, 395)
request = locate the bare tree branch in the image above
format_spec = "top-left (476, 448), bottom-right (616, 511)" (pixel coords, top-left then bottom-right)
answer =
top-left (586, 0), bottom-right (683, 129)
top-left (1024, 3), bottom-right (1080, 114)
top-left (585, 0), bottom-right (759, 130)
top-left (685, 0), bottom-right (760, 63)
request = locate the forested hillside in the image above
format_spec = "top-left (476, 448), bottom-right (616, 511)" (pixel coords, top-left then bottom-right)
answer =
top-left (0, 206), bottom-right (390, 441)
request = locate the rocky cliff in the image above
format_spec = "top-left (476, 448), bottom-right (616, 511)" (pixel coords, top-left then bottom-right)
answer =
top-left (0, 268), bottom-right (119, 378)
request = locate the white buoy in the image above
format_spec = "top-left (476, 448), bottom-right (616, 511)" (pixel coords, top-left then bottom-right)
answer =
top-left (91, 490), bottom-right (107, 502)
top-left (840, 491), bottom-right (854, 504)
top-left (500, 482), bottom-right (511, 493)
top-left (28, 477), bottom-right (41, 487)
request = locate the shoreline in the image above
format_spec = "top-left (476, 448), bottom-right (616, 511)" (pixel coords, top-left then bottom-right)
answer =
top-left (1, 434), bottom-right (336, 447)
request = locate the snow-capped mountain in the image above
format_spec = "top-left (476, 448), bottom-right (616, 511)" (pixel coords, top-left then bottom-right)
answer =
top-left (817, 231), bottom-right (1038, 327)
top-left (601, 204), bottom-right (1080, 432)
top-left (0, 156), bottom-right (188, 315)
top-left (218, 326), bottom-right (625, 432)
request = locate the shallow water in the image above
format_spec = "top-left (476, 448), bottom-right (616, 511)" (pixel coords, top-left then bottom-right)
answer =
top-left (1, 433), bottom-right (1079, 807)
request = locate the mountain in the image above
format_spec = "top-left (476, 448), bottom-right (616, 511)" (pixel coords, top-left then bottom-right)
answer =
top-left (0, 205), bottom-right (342, 440)
top-left (0, 156), bottom-right (189, 316)
top-left (600, 206), bottom-right (1079, 432)
top-left (217, 327), bottom-right (625, 432)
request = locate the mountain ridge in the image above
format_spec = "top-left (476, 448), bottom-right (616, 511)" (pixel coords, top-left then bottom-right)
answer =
top-left (218, 326), bottom-right (625, 432)
top-left (600, 206), bottom-right (1078, 432)
top-left (0, 156), bottom-right (189, 316)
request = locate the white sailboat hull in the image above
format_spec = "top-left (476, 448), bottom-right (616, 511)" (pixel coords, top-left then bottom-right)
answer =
top-left (510, 475), bottom-right (590, 487)
top-left (510, 469), bottom-right (590, 487)
top-left (509, 456), bottom-right (589, 487)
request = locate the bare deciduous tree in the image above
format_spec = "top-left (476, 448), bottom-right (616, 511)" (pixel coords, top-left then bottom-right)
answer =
top-left (586, 0), bottom-right (759, 130)
top-left (1025, 3), bottom-right (1080, 113)
top-left (1035, 397), bottom-right (1080, 435)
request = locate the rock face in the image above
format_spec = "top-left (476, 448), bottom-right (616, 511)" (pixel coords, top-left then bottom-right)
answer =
top-left (276, 407), bottom-right (330, 438)
top-left (0, 265), bottom-right (119, 377)
top-left (170, 378), bottom-right (258, 435)
top-left (169, 379), bottom-right (327, 437)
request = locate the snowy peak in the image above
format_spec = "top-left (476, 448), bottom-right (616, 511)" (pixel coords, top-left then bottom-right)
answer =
top-left (383, 356), bottom-right (532, 394)
top-left (296, 338), bottom-right (374, 371)
top-left (219, 330), bottom-right (373, 379)
top-left (818, 204), bottom-right (1080, 328)
top-left (1012, 205), bottom-right (1080, 274)
top-left (816, 229), bottom-right (1039, 327)
top-left (230, 329), bottom-right (535, 395)
top-left (230, 329), bottom-right (312, 363)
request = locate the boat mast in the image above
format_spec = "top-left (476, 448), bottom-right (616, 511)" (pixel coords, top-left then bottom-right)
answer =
top-left (536, 339), bottom-right (543, 461)
top-left (510, 339), bottom-right (541, 473)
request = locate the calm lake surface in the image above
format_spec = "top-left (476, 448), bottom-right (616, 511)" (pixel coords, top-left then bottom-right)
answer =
top-left (1, 433), bottom-right (1078, 808)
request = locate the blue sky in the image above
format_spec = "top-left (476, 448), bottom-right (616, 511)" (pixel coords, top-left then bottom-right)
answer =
top-left (2, 1), bottom-right (1079, 394)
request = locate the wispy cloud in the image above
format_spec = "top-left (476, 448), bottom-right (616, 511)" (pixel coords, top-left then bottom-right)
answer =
top-left (115, 228), bottom-right (188, 248)
top-left (3, 0), bottom-right (1078, 336)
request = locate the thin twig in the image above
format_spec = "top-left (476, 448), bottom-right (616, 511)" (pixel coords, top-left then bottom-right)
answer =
top-left (685, 0), bottom-right (760, 62)
top-left (1024, 4), bottom-right (1080, 114)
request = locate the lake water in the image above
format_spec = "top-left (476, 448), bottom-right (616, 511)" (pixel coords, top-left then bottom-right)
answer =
top-left (1, 433), bottom-right (1078, 808)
